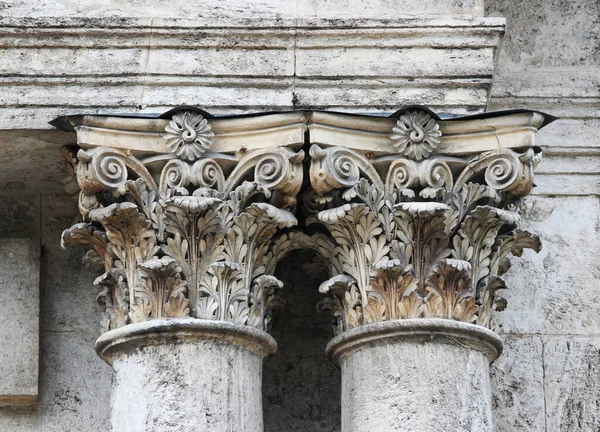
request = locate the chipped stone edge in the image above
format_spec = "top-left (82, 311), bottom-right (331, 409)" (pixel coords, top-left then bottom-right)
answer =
top-left (95, 318), bottom-right (278, 364)
top-left (326, 318), bottom-right (503, 365)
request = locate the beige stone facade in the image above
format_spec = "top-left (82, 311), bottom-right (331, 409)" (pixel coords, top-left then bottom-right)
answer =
top-left (0, 1), bottom-right (598, 431)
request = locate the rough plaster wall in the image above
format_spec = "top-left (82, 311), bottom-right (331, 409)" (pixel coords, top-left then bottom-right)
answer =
top-left (0, 0), bottom-right (597, 431)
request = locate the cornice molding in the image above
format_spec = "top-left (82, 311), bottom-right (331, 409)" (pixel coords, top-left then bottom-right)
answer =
top-left (0, 16), bottom-right (505, 129)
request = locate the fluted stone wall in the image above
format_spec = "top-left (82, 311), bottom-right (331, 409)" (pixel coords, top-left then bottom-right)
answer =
top-left (0, 1), bottom-right (598, 431)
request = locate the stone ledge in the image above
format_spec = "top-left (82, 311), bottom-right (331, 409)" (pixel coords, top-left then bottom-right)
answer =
top-left (0, 17), bottom-right (504, 129)
top-left (0, 0), bottom-right (488, 22)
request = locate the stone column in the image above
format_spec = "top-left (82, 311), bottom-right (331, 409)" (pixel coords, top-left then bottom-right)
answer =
top-left (327, 320), bottom-right (502, 431)
top-left (60, 109), bottom-right (306, 432)
top-left (97, 319), bottom-right (275, 431)
top-left (306, 108), bottom-right (553, 432)
top-left (57, 106), bottom-right (553, 432)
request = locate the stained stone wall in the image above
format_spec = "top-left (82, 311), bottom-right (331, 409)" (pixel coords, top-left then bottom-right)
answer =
top-left (0, 0), bottom-right (598, 431)
top-left (485, 1), bottom-right (600, 430)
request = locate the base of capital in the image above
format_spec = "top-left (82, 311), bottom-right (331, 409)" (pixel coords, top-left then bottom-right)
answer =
top-left (96, 318), bottom-right (277, 364)
top-left (326, 318), bottom-right (503, 365)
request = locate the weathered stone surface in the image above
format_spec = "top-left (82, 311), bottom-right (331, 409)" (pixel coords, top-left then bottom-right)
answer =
top-left (100, 320), bottom-right (276, 432)
top-left (537, 119), bottom-right (600, 149)
top-left (0, 192), bottom-right (111, 429)
top-left (0, 16), bottom-right (504, 130)
top-left (0, 195), bottom-right (40, 237)
top-left (486, 0), bottom-right (599, 69)
top-left (495, 196), bottom-right (600, 335)
top-left (1, 0), bottom-right (484, 20)
top-left (41, 194), bottom-right (103, 335)
top-left (0, 238), bottom-right (40, 405)
top-left (487, 0), bottom-right (600, 145)
top-left (0, 405), bottom-right (41, 432)
top-left (0, 131), bottom-right (74, 194)
top-left (544, 337), bottom-right (600, 431)
top-left (329, 320), bottom-right (502, 432)
top-left (490, 336), bottom-right (545, 431)
top-left (40, 331), bottom-right (111, 432)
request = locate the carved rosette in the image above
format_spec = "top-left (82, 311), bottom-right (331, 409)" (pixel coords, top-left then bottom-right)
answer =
top-left (62, 110), bottom-right (304, 333)
top-left (391, 110), bottom-right (442, 160)
top-left (163, 111), bottom-right (215, 161)
top-left (307, 118), bottom-right (543, 335)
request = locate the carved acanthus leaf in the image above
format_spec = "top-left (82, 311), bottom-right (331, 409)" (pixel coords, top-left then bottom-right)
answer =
top-left (309, 138), bottom-right (542, 333)
top-left (63, 114), bottom-right (305, 332)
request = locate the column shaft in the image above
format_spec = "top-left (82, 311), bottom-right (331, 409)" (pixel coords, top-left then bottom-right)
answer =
top-left (97, 319), bottom-right (276, 432)
top-left (327, 320), bottom-right (503, 432)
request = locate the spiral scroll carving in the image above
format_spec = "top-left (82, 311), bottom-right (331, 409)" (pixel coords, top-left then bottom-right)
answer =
top-left (484, 153), bottom-right (522, 191)
top-left (160, 159), bottom-right (191, 192)
top-left (255, 153), bottom-right (289, 190)
top-left (332, 153), bottom-right (360, 186)
top-left (386, 159), bottom-right (418, 191)
top-left (91, 150), bottom-right (128, 190)
top-left (309, 145), bottom-right (362, 194)
top-left (420, 159), bottom-right (453, 189)
top-left (191, 159), bottom-right (225, 190)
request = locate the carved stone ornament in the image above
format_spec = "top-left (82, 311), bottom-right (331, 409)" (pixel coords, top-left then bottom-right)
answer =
top-left (163, 111), bottom-right (215, 161)
top-left (306, 109), bottom-right (546, 335)
top-left (390, 109), bottom-right (442, 160)
top-left (62, 109), bottom-right (304, 333)
top-left (58, 107), bottom-right (553, 337)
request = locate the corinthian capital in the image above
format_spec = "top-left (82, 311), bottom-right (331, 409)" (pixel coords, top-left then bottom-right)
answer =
top-left (61, 110), bottom-right (306, 333)
top-left (57, 106), bottom-right (554, 339)
top-left (307, 108), bottom-right (551, 335)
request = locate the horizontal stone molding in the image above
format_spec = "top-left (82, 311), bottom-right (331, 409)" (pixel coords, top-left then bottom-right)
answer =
top-left (326, 318), bottom-right (503, 364)
top-left (96, 318), bottom-right (277, 363)
top-left (0, 0), bottom-right (486, 21)
top-left (0, 17), bottom-right (505, 129)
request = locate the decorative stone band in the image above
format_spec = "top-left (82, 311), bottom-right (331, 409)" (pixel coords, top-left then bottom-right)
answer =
top-left (96, 318), bottom-right (277, 363)
top-left (56, 106), bottom-right (555, 338)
